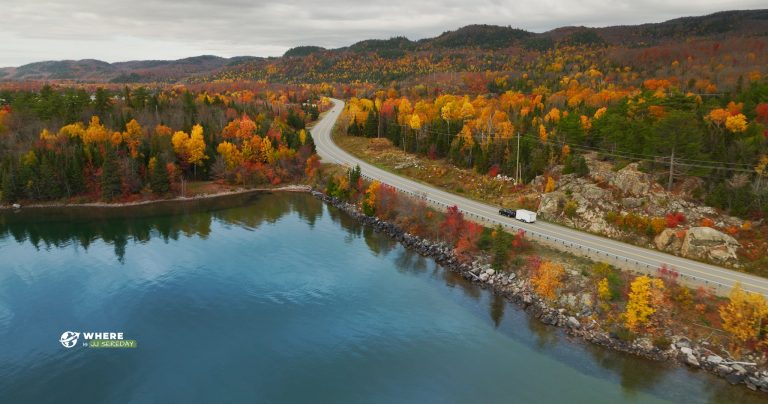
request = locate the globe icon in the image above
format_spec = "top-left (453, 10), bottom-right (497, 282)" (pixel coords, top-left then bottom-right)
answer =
top-left (59, 331), bottom-right (80, 348)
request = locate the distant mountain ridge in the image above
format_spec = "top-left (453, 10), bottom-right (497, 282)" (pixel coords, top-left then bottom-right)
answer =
top-left (1, 9), bottom-right (766, 83)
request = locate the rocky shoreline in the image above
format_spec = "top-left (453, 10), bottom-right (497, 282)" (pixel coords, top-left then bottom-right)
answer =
top-left (312, 189), bottom-right (768, 393)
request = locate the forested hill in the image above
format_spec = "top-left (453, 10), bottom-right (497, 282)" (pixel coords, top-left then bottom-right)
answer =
top-left (0, 9), bottom-right (766, 83)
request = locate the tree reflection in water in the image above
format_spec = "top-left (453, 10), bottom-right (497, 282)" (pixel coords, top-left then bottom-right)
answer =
top-left (0, 192), bottom-right (322, 262)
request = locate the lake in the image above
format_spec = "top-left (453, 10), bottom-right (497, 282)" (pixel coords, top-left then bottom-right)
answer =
top-left (0, 192), bottom-right (762, 403)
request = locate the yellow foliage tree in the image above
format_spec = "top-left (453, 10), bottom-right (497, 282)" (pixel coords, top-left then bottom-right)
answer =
top-left (532, 261), bottom-right (565, 301)
top-left (58, 122), bottom-right (85, 139)
top-left (217, 141), bottom-right (243, 169)
top-left (261, 137), bottom-right (275, 165)
top-left (172, 125), bottom-right (208, 172)
top-left (538, 124), bottom-right (548, 143)
top-left (83, 116), bottom-right (110, 144)
top-left (650, 217), bottom-right (667, 235)
top-left (299, 129), bottom-right (307, 145)
top-left (544, 107), bottom-right (561, 123)
top-left (408, 114), bottom-right (422, 130)
top-left (459, 99), bottom-right (475, 121)
top-left (123, 119), bottom-right (143, 158)
top-left (719, 283), bottom-right (768, 346)
top-left (362, 180), bottom-right (381, 216)
top-left (593, 107), bottom-right (607, 120)
top-left (624, 276), bottom-right (665, 332)
top-left (598, 278), bottom-right (611, 301)
top-left (725, 114), bottom-right (748, 133)
top-left (544, 176), bottom-right (556, 193)
top-left (187, 124), bottom-right (208, 166)
top-left (172, 131), bottom-right (189, 157)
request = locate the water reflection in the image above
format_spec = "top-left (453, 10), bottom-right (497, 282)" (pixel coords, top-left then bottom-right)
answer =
top-left (1, 192), bottom-right (764, 403)
top-left (0, 191), bottom-right (322, 262)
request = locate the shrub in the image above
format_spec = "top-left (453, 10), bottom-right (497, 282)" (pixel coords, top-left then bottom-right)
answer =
top-left (652, 335), bottom-right (672, 349)
top-left (564, 200), bottom-right (578, 218)
top-left (665, 212), bottom-right (686, 228)
top-left (613, 326), bottom-right (635, 342)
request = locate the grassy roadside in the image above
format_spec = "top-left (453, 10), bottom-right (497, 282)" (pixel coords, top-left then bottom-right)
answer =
top-left (331, 130), bottom-right (540, 211)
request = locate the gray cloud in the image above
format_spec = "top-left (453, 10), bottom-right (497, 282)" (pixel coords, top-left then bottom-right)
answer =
top-left (0, 0), bottom-right (763, 66)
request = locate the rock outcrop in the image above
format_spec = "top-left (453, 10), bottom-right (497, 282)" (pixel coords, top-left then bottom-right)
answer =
top-left (536, 153), bottom-right (747, 267)
top-left (681, 227), bottom-right (741, 264)
top-left (612, 163), bottom-right (653, 196)
top-left (654, 228), bottom-right (684, 253)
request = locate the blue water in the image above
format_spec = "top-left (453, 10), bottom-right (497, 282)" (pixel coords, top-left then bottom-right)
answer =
top-left (0, 193), bottom-right (761, 403)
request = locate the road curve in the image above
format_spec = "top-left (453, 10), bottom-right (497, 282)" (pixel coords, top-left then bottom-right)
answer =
top-left (312, 98), bottom-right (768, 296)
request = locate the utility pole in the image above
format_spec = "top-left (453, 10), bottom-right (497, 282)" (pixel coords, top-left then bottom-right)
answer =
top-left (515, 131), bottom-right (521, 184)
top-left (667, 147), bottom-right (675, 191)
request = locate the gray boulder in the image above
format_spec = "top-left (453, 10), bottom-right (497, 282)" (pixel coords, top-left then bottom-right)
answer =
top-left (622, 197), bottom-right (644, 209)
top-left (706, 355), bottom-right (723, 365)
top-left (612, 163), bottom-right (652, 196)
top-left (684, 353), bottom-right (700, 368)
top-left (681, 227), bottom-right (741, 264)
top-left (654, 228), bottom-right (684, 254)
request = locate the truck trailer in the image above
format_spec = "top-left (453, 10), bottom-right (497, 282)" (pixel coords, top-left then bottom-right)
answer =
top-left (515, 209), bottom-right (537, 223)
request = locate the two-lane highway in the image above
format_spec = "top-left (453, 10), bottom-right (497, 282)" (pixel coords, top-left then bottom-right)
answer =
top-left (312, 98), bottom-right (768, 296)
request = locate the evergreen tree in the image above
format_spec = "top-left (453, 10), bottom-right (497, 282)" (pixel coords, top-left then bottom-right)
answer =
top-left (287, 109), bottom-right (305, 129)
top-left (563, 154), bottom-right (589, 177)
top-left (150, 156), bottom-right (170, 194)
top-left (491, 225), bottom-right (511, 270)
top-left (348, 164), bottom-right (361, 186)
top-left (93, 87), bottom-right (113, 119)
top-left (1, 164), bottom-right (22, 203)
top-left (363, 110), bottom-right (378, 137)
top-left (100, 147), bottom-right (122, 200)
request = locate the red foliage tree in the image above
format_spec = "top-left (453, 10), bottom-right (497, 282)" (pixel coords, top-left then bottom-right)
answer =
top-left (455, 221), bottom-right (483, 261)
top-left (756, 103), bottom-right (768, 124)
top-left (440, 205), bottom-right (466, 245)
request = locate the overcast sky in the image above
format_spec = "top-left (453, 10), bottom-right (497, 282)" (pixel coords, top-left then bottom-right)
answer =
top-left (1, 0), bottom-right (764, 66)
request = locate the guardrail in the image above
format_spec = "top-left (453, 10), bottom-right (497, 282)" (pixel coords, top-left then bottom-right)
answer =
top-left (357, 172), bottom-right (737, 295)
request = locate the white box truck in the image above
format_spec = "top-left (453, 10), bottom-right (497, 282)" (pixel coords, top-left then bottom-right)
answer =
top-left (515, 209), bottom-right (537, 223)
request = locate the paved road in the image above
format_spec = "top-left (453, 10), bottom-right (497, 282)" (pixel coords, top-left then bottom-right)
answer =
top-left (312, 98), bottom-right (768, 296)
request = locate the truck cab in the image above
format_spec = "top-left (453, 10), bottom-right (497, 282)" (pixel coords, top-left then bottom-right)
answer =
top-left (499, 208), bottom-right (516, 218)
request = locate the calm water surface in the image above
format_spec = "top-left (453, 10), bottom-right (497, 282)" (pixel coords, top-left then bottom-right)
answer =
top-left (0, 192), bottom-right (763, 403)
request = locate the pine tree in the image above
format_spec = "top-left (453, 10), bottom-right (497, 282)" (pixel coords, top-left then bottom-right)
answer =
top-left (363, 110), bottom-right (378, 138)
top-left (101, 147), bottom-right (122, 200)
top-left (1, 164), bottom-right (22, 203)
top-left (150, 156), bottom-right (170, 194)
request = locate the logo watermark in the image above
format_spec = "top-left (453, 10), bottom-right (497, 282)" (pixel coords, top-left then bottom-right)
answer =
top-left (59, 331), bottom-right (80, 348)
top-left (60, 331), bottom-right (137, 349)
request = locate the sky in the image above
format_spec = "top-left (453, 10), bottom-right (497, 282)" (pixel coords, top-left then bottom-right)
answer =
top-left (1, 0), bottom-right (764, 67)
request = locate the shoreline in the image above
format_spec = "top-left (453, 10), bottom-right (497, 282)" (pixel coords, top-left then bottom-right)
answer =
top-left (310, 189), bottom-right (768, 394)
top-left (0, 185), bottom-right (312, 211)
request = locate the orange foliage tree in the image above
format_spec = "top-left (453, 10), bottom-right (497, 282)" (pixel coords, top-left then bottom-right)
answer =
top-left (531, 261), bottom-right (565, 301)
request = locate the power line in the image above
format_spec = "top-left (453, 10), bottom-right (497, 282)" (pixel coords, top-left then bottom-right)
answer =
top-left (349, 115), bottom-right (760, 172)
